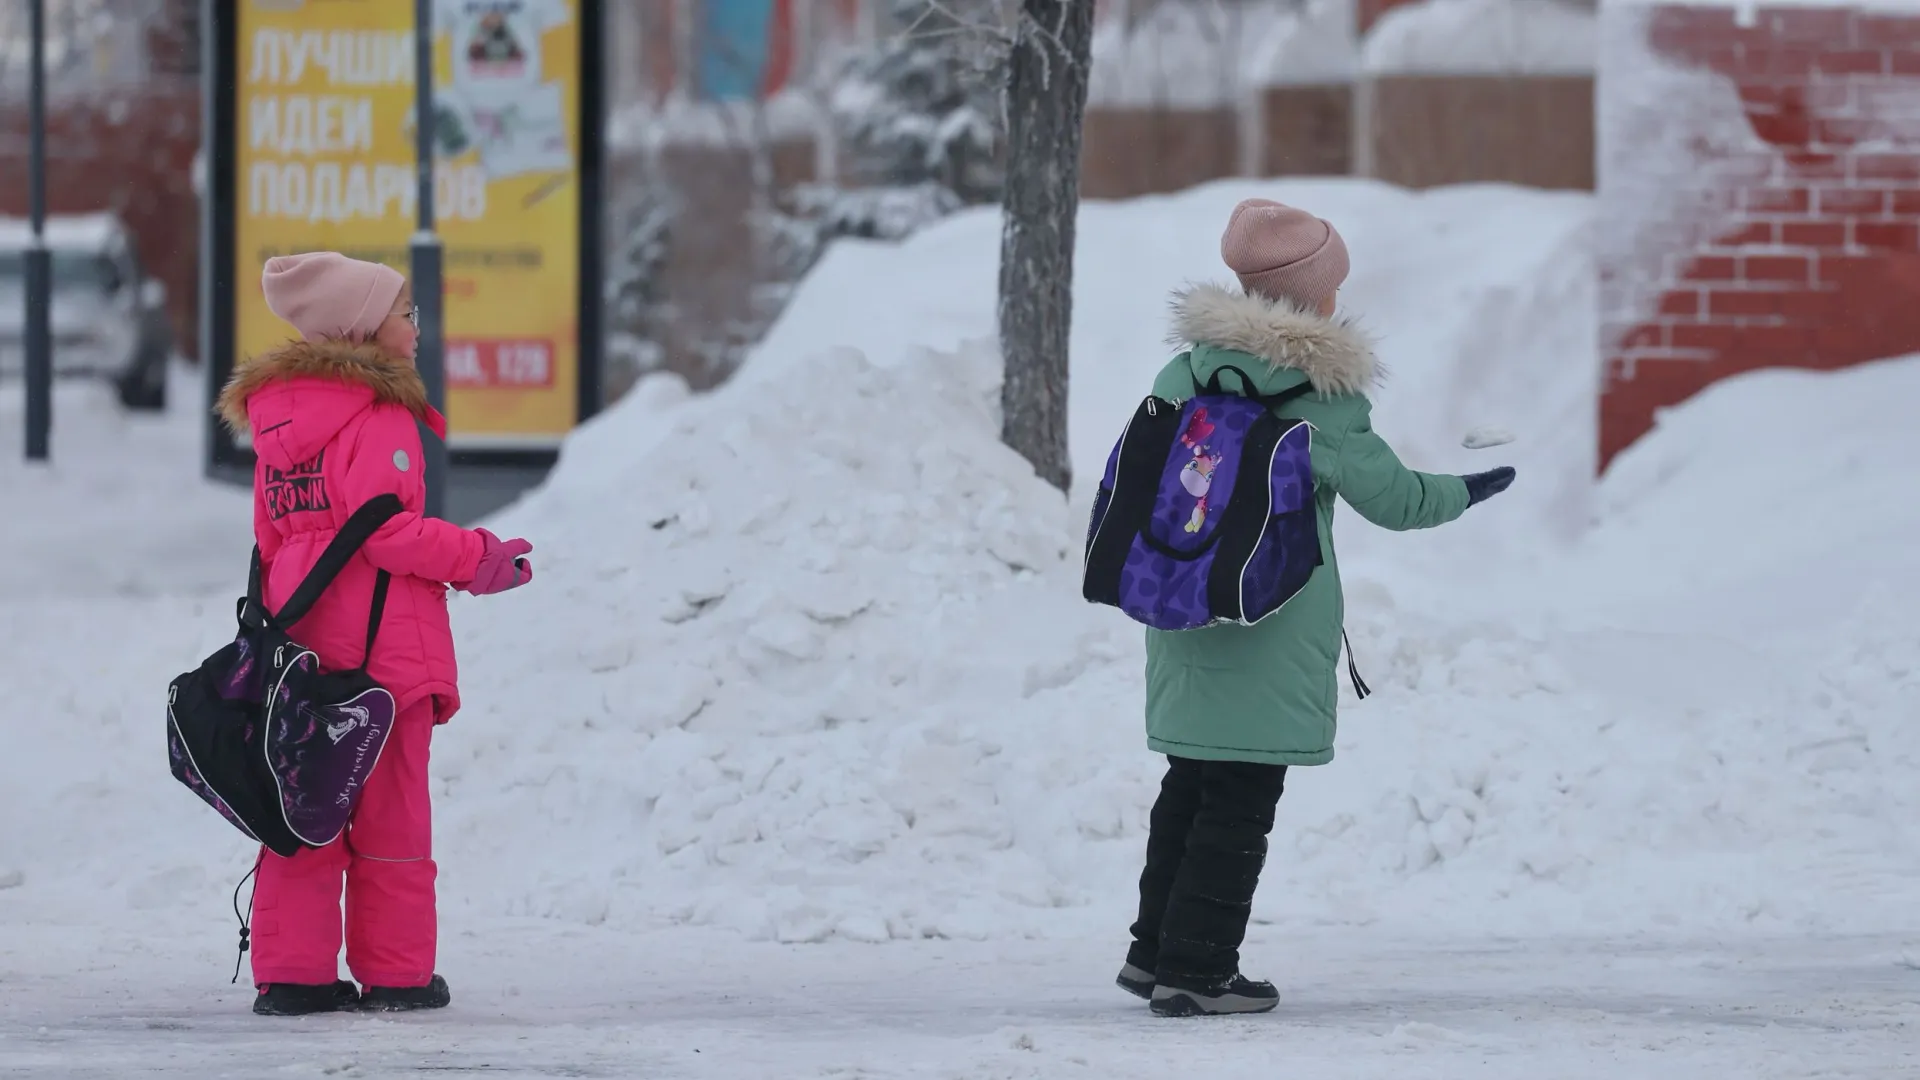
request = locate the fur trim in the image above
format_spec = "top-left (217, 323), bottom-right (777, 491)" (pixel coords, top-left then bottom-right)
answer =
top-left (1166, 282), bottom-right (1380, 397)
top-left (217, 339), bottom-right (428, 433)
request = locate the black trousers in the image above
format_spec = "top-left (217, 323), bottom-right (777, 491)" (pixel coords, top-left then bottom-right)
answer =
top-left (1126, 755), bottom-right (1288, 986)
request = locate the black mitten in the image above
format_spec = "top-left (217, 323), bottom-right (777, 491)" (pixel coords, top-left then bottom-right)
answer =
top-left (1462, 466), bottom-right (1516, 506)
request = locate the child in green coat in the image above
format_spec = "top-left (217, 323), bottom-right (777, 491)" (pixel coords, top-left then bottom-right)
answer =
top-left (1119, 199), bottom-right (1516, 1017)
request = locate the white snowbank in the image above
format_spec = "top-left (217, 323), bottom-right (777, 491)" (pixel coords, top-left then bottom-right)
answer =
top-left (441, 180), bottom-right (1920, 941)
top-left (1365, 0), bottom-right (1598, 77)
top-left (11, 176), bottom-right (1920, 955)
top-left (749, 178), bottom-right (1598, 554)
top-left (411, 213), bottom-right (1920, 942)
top-left (444, 179), bottom-right (1617, 942)
top-left (1527, 354), bottom-right (1920, 651)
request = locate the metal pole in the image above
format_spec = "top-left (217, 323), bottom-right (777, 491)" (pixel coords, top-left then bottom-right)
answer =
top-left (411, 0), bottom-right (448, 520)
top-left (23, 0), bottom-right (51, 462)
top-left (199, 0), bottom-right (220, 479)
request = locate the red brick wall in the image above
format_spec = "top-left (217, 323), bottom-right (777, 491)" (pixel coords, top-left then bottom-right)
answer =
top-left (0, 88), bottom-right (202, 358)
top-left (1599, 3), bottom-right (1920, 470)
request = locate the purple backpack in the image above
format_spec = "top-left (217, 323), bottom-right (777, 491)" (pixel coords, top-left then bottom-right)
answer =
top-left (1083, 366), bottom-right (1321, 633)
top-left (166, 495), bottom-right (403, 858)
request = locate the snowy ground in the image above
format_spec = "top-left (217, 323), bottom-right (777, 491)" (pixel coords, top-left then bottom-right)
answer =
top-left (7, 922), bottom-right (1919, 1079)
top-left (5, 179), bottom-right (1920, 1075)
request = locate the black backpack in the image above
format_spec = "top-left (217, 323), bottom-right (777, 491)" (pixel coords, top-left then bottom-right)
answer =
top-left (166, 495), bottom-right (404, 858)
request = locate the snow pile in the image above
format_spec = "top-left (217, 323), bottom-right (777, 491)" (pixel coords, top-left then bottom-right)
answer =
top-left (442, 304), bottom-right (1920, 942)
top-left (1364, 0), bottom-right (1598, 77)
top-left (1476, 356), bottom-right (1920, 930)
top-left (436, 178), bottom-right (1920, 941)
top-left (422, 177), bottom-right (1606, 942)
top-left (1533, 355), bottom-right (1920, 648)
top-left (440, 343), bottom-right (1147, 941)
top-left (750, 178), bottom-right (1599, 559)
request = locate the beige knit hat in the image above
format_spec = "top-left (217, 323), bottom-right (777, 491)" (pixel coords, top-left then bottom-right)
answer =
top-left (261, 251), bottom-right (406, 342)
top-left (1219, 198), bottom-right (1350, 312)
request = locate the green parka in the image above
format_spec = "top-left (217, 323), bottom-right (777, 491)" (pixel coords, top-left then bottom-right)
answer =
top-left (1143, 284), bottom-right (1471, 766)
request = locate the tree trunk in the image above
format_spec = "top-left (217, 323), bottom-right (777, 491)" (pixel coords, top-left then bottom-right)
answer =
top-left (997, 0), bottom-right (1093, 495)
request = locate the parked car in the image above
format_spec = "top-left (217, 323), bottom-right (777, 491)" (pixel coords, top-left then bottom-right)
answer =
top-left (0, 212), bottom-right (172, 411)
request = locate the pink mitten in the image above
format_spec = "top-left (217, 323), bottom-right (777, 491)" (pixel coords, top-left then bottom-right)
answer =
top-left (461, 528), bottom-right (534, 595)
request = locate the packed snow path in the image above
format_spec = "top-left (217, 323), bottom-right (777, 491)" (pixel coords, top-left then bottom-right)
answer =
top-left (4, 923), bottom-right (1917, 1079)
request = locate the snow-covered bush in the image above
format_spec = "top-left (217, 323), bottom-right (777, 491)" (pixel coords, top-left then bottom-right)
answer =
top-left (602, 178), bottom-right (675, 399)
top-left (799, 0), bottom-right (1008, 249)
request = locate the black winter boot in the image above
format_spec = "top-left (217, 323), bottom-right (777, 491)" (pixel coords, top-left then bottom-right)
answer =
top-left (1151, 974), bottom-right (1280, 1017)
top-left (252, 980), bottom-right (361, 1016)
top-left (358, 974), bottom-right (451, 1012)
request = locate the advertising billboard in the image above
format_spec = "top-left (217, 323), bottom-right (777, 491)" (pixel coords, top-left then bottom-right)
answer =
top-left (208, 0), bottom-right (602, 463)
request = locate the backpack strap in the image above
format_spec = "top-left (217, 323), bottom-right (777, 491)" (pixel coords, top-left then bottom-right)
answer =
top-left (358, 567), bottom-right (391, 671)
top-left (242, 545), bottom-right (266, 629)
top-left (271, 494), bottom-right (406, 627)
top-left (1202, 364), bottom-right (1315, 409)
top-left (1342, 629), bottom-right (1372, 701)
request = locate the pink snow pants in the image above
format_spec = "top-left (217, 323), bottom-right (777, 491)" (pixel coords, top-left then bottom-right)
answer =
top-left (250, 701), bottom-right (437, 989)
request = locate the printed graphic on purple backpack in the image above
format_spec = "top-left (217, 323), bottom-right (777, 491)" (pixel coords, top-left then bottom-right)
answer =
top-left (1085, 383), bottom-right (1320, 633)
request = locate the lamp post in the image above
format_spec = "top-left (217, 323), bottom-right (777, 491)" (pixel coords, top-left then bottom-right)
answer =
top-left (412, 0), bottom-right (448, 519)
top-left (23, 0), bottom-right (51, 462)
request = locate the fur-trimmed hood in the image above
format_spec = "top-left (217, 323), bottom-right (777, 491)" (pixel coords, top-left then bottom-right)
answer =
top-left (217, 338), bottom-right (430, 435)
top-left (218, 339), bottom-right (439, 472)
top-left (1166, 282), bottom-right (1379, 397)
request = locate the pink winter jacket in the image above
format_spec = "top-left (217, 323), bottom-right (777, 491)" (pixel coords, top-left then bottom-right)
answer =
top-left (218, 339), bottom-right (485, 724)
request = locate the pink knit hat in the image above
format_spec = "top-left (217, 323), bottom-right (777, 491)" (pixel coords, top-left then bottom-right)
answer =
top-left (1219, 199), bottom-right (1350, 311)
top-left (261, 251), bottom-right (406, 342)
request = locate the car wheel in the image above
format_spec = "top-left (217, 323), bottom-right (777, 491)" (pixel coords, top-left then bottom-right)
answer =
top-left (116, 356), bottom-right (167, 411)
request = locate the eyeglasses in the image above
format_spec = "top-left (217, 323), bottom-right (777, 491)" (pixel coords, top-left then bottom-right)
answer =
top-left (402, 305), bottom-right (419, 328)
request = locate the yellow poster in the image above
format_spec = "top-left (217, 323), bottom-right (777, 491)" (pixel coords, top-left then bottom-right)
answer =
top-left (234, 0), bottom-right (581, 449)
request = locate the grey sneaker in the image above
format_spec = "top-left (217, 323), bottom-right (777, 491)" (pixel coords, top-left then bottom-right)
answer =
top-left (1116, 962), bottom-right (1155, 1000)
top-left (1150, 974), bottom-right (1279, 1017)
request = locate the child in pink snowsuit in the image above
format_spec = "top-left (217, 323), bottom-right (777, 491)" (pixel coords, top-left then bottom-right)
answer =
top-left (217, 252), bottom-right (535, 1017)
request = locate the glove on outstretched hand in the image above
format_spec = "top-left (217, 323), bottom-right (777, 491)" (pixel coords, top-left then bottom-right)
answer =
top-left (1462, 466), bottom-right (1516, 507)
top-left (460, 528), bottom-right (534, 595)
